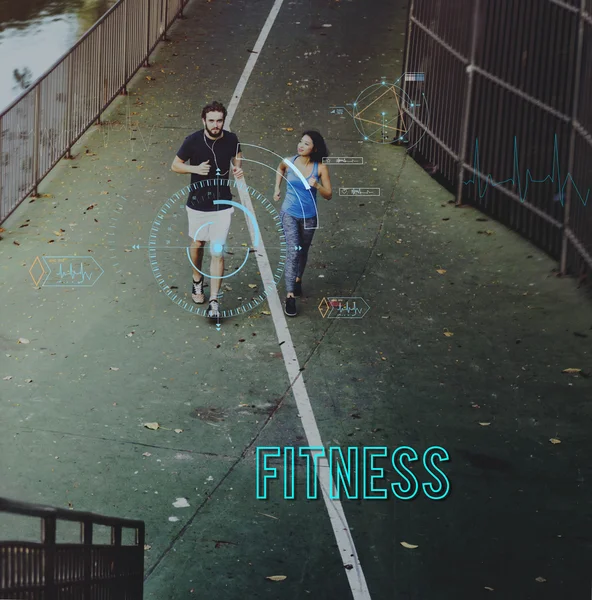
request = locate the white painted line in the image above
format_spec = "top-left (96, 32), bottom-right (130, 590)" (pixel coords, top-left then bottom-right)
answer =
top-left (223, 0), bottom-right (372, 598)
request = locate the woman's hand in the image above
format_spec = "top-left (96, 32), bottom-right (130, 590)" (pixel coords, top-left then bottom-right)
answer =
top-left (273, 187), bottom-right (281, 202)
top-left (232, 165), bottom-right (244, 179)
top-left (307, 176), bottom-right (318, 189)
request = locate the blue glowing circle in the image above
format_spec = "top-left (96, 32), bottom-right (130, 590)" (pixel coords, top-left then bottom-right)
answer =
top-left (148, 180), bottom-right (286, 318)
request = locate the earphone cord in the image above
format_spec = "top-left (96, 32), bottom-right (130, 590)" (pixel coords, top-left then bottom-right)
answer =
top-left (203, 132), bottom-right (229, 177)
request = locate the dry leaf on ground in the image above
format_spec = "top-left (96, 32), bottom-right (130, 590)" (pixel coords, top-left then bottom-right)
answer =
top-left (266, 575), bottom-right (287, 582)
top-left (18, 338), bottom-right (30, 344)
top-left (436, 269), bottom-right (447, 274)
top-left (143, 422), bottom-right (160, 430)
top-left (248, 284), bottom-right (257, 289)
top-left (562, 368), bottom-right (581, 374)
top-left (443, 331), bottom-right (454, 337)
top-left (479, 422), bottom-right (491, 426)
top-left (535, 577), bottom-right (546, 583)
top-left (400, 542), bottom-right (418, 549)
top-left (549, 438), bottom-right (561, 445)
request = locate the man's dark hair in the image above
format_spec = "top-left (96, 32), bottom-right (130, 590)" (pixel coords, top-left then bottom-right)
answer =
top-left (201, 101), bottom-right (227, 121)
top-left (302, 130), bottom-right (329, 163)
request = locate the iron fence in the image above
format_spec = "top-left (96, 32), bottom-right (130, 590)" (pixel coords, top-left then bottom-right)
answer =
top-left (0, 496), bottom-right (145, 599)
top-left (400, 0), bottom-right (592, 279)
top-left (0, 0), bottom-right (191, 225)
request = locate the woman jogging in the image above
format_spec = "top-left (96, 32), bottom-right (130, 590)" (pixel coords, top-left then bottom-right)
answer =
top-left (274, 131), bottom-right (332, 317)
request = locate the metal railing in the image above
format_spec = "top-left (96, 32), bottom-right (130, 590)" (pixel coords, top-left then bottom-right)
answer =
top-left (0, 0), bottom-right (191, 224)
top-left (0, 496), bottom-right (145, 599)
top-left (400, 0), bottom-right (592, 279)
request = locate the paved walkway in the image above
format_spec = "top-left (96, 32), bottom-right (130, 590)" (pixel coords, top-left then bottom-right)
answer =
top-left (1, 0), bottom-right (592, 598)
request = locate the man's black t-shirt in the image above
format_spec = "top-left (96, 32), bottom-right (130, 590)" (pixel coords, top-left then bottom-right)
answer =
top-left (176, 129), bottom-right (241, 212)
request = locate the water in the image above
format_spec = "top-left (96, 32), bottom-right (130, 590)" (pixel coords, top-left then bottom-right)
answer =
top-left (0, 0), bottom-right (118, 113)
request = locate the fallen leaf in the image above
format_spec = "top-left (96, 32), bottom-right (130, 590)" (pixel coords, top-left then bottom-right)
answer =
top-left (484, 587), bottom-right (494, 591)
top-left (436, 269), bottom-right (447, 275)
top-left (39, 193), bottom-right (53, 198)
top-left (261, 310), bottom-right (271, 315)
top-left (2, 376), bottom-right (12, 381)
top-left (266, 575), bottom-right (287, 581)
top-left (284, 127), bottom-right (294, 131)
top-left (549, 438), bottom-right (561, 445)
top-left (48, 239), bottom-right (55, 244)
top-left (86, 203), bottom-right (97, 210)
top-left (143, 422), bottom-right (160, 430)
top-left (109, 367), bottom-right (120, 371)
top-left (562, 368), bottom-right (581, 374)
top-left (174, 428), bottom-right (183, 434)
top-left (173, 498), bottom-right (190, 508)
top-left (144, 544), bottom-right (152, 551)
top-left (479, 422), bottom-right (491, 426)
top-left (100, 191), bottom-right (109, 195)
top-left (400, 542), bottom-right (418, 549)
top-left (248, 284), bottom-right (257, 289)
top-left (535, 577), bottom-right (546, 583)
top-left (25, 379), bottom-right (33, 383)
top-left (18, 338), bottom-right (30, 344)
top-left (13, 241), bottom-right (20, 245)
top-left (142, 452), bottom-right (152, 457)
top-left (443, 331), bottom-right (454, 337)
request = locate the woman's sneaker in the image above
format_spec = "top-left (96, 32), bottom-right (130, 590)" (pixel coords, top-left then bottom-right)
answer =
top-left (294, 280), bottom-right (302, 297)
top-left (284, 296), bottom-right (297, 317)
top-left (192, 277), bottom-right (205, 304)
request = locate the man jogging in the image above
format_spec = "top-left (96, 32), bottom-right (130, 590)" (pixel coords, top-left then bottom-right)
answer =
top-left (171, 101), bottom-right (243, 320)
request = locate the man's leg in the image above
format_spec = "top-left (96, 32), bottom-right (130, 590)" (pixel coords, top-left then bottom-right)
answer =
top-left (189, 239), bottom-right (206, 303)
top-left (209, 253), bottom-right (223, 300)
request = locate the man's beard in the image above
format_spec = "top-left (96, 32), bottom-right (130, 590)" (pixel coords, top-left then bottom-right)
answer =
top-left (206, 124), bottom-right (223, 138)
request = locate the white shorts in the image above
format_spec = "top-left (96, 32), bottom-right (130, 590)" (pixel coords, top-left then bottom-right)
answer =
top-left (186, 207), bottom-right (234, 250)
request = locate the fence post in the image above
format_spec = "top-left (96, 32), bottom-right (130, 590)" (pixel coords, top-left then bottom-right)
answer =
top-left (397, 0), bottom-right (414, 143)
top-left (32, 85), bottom-right (41, 197)
top-left (121, 0), bottom-right (129, 95)
top-left (82, 521), bottom-right (93, 600)
top-left (162, 0), bottom-right (169, 42)
top-left (560, 0), bottom-right (585, 275)
top-left (97, 22), bottom-right (104, 126)
top-left (456, 0), bottom-right (482, 206)
top-left (145, 1), bottom-right (152, 68)
top-left (42, 515), bottom-right (57, 597)
top-left (65, 53), bottom-right (74, 158)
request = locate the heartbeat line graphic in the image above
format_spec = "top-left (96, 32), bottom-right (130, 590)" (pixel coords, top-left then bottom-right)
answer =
top-left (463, 135), bottom-right (590, 207)
top-left (56, 262), bottom-right (94, 284)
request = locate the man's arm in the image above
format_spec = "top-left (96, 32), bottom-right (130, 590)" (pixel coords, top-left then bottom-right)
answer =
top-left (231, 151), bottom-right (244, 179)
top-left (171, 155), bottom-right (211, 176)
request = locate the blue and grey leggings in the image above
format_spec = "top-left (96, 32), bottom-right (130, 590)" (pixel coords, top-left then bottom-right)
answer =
top-left (280, 212), bottom-right (318, 294)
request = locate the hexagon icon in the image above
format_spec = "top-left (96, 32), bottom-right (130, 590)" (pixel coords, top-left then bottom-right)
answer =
top-left (41, 256), bottom-right (104, 287)
top-left (325, 297), bottom-right (370, 319)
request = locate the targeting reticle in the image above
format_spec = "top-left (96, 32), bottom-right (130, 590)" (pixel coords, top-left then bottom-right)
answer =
top-left (136, 180), bottom-right (285, 318)
top-left (349, 76), bottom-right (428, 147)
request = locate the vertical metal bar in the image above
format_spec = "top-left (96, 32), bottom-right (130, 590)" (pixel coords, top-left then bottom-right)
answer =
top-left (32, 85), bottom-right (41, 196)
top-left (145, 0), bottom-right (152, 67)
top-left (121, 0), bottom-right (129, 95)
top-left (561, 0), bottom-right (585, 274)
top-left (82, 521), bottom-right (93, 600)
top-left (398, 0), bottom-right (415, 141)
top-left (456, 0), bottom-right (481, 205)
top-left (65, 53), bottom-right (74, 158)
top-left (97, 23), bottom-right (103, 126)
top-left (163, 0), bottom-right (170, 41)
top-left (0, 116), bottom-right (3, 221)
top-left (42, 515), bottom-right (57, 597)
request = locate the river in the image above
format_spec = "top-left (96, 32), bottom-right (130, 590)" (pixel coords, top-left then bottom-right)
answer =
top-left (0, 0), bottom-right (118, 113)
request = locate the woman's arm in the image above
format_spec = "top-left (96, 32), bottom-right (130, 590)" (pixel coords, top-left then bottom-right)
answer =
top-left (312, 164), bottom-right (332, 200)
top-left (274, 160), bottom-right (288, 201)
